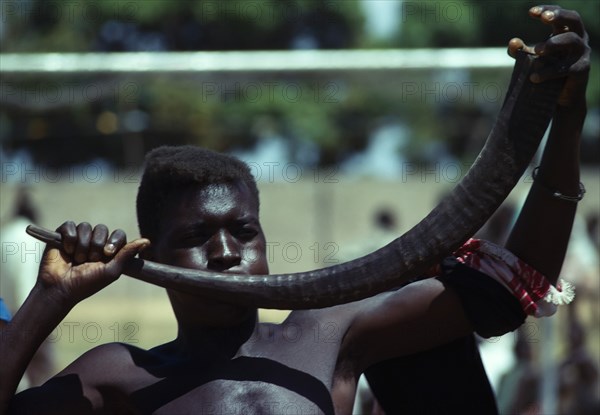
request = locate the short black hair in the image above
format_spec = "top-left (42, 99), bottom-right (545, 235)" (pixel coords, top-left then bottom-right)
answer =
top-left (136, 145), bottom-right (259, 241)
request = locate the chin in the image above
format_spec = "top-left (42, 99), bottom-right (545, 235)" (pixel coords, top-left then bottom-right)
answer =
top-left (168, 290), bottom-right (255, 327)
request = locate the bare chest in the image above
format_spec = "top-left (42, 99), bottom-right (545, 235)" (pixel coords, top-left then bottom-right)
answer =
top-left (147, 379), bottom-right (329, 415)
top-left (121, 353), bottom-right (336, 415)
top-left (118, 318), bottom-right (348, 414)
top-left (119, 325), bottom-right (339, 415)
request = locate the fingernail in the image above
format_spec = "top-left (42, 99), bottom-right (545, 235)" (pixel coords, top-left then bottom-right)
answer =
top-left (531, 6), bottom-right (541, 14)
top-left (105, 243), bottom-right (116, 254)
top-left (543, 11), bottom-right (554, 20)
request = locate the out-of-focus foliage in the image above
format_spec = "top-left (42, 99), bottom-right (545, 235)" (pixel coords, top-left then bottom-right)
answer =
top-left (1, 0), bottom-right (598, 169)
top-left (392, 0), bottom-right (598, 49)
top-left (1, 0), bottom-right (364, 52)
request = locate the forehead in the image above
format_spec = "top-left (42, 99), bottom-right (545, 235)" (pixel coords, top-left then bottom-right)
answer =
top-left (160, 181), bottom-right (258, 226)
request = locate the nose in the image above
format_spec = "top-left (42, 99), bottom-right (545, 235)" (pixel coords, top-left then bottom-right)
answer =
top-left (207, 230), bottom-right (242, 271)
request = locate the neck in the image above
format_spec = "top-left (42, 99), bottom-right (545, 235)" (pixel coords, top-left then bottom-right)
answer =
top-left (173, 309), bottom-right (259, 360)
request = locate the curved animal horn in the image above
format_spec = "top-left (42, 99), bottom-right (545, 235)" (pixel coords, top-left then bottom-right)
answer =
top-left (27, 51), bottom-right (564, 310)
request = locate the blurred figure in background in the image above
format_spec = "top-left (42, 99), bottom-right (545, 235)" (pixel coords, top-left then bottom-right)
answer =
top-left (495, 327), bottom-right (541, 414)
top-left (562, 214), bottom-right (600, 299)
top-left (586, 214), bottom-right (599, 250)
top-left (340, 206), bottom-right (400, 262)
top-left (0, 297), bottom-right (11, 327)
top-left (558, 299), bottom-right (600, 415)
top-left (0, 188), bottom-right (55, 388)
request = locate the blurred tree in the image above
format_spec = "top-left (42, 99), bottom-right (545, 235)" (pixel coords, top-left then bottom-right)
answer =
top-left (1, 0), bottom-right (598, 169)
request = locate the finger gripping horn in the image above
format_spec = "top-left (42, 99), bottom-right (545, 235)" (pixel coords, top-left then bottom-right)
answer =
top-left (27, 51), bottom-right (564, 309)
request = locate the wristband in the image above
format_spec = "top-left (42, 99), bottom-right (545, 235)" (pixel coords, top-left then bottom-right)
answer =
top-left (532, 166), bottom-right (585, 203)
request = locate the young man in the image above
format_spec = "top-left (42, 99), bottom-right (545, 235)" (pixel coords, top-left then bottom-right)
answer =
top-left (0, 5), bottom-right (590, 414)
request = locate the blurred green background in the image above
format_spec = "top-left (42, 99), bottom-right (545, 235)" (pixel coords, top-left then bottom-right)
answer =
top-left (1, 0), bottom-right (598, 170)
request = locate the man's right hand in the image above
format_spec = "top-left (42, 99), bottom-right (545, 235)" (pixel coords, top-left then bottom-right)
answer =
top-left (38, 221), bottom-right (150, 307)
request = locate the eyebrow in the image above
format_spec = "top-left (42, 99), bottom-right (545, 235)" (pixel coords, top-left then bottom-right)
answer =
top-left (173, 216), bottom-right (259, 233)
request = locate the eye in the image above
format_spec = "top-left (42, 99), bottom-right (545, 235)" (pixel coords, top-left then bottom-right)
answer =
top-left (178, 229), bottom-right (211, 247)
top-left (234, 226), bottom-right (259, 241)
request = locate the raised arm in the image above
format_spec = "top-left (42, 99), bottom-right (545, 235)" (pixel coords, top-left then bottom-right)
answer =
top-left (505, 5), bottom-right (590, 285)
top-left (0, 221), bottom-right (148, 414)
top-left (342, 5), bottom-right (590, 374)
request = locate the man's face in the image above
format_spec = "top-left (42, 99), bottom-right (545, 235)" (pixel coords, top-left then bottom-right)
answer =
top-left (150, 180), bottom-right (268, 325)
top-left (153, 180), bottom-right (268, 275)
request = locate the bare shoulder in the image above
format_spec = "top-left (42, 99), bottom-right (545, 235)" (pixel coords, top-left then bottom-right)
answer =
top-left (10, 342), bottom-right (152, 414)
top-left (60, 341), bottom-right (141, 377)
top-left (58, 342), bottom-right (153, 402)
